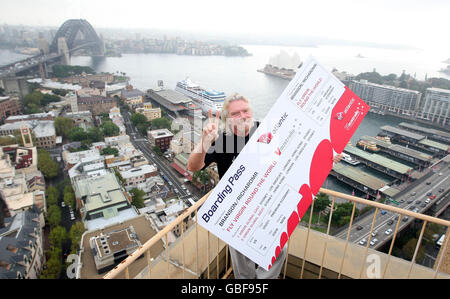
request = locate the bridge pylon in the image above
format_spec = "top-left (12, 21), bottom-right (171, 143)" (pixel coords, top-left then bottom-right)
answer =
top-left (57, 37), bottom-right (70, 65)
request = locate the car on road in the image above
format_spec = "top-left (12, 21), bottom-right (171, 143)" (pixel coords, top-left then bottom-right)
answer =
top-left (385, 229), bottom-right (393, 235)
top-left (381, 210), bottom-right (387, 215)
top-left (409, 205), bottom-right (416, 211)
top-left (439, 188), bottom-right (444, 193)
top-left (402, 216), bottom-right (409, 222)
top-left (356, 225), bottom-right (363, 231)
top-left (371, 231), bottom-right (378, 237)
top-left (370, 238), bottom-right (378, 246)
top-left (415, 200), bottom-right (421, 204)
top-left (359, 238), bottom-right (367, 245)
top-left (410, 192), bottom-right (416, 196)
top-left (399, 199), bottom-right (405, 203)
top-left (407, 200), bottom-right (413, 204)
top-left (425, 198), bottom-right (430, 204)
top-left (61, 201), bottom-right (65, 207)
top-left (387, 219), bottom-right (394, 225)
top-left (426, 181), bottom-right (431, 185)
top-left (420, 203), bottom-right (426, 208)
top-left (413, 208), bottom-right (419, 213)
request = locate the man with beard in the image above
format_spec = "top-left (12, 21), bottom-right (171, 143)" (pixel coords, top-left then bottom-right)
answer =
top-left (188, 93), bottom-right (341, 278)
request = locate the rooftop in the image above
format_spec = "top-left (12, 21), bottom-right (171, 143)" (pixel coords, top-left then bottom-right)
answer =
top-left (120, 164), bottom-right (157, 179)
top-left (332, 163), bottom-right (388, 190)
top-left (380, 125), bottom-right (425, 141)
top-left (398, 122), bottom-right (450, 139)
top-left (344, 145), bottom-right (413, 174)
top-left (148, 128), bottom-right (174, 139)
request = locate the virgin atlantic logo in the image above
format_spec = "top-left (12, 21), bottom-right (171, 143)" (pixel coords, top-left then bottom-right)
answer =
top-left (257, 132), bottom-right (273, 144)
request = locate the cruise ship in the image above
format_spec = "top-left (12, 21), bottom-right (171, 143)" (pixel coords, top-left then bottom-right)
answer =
top-left (175, 78), bottom-right (225, 115)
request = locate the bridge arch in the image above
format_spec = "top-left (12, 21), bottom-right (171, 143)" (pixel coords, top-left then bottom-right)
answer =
top-left (50, 19), bottom-right (104, 56)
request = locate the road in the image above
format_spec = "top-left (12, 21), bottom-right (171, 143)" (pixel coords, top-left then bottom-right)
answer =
top-left (121, 111), bottom-right (201, 204)
top-left (334, 163), bottom-right (450, 249)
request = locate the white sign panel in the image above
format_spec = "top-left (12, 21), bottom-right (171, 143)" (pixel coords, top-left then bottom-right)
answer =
top-left (197, 56), bottom-right (370, 270)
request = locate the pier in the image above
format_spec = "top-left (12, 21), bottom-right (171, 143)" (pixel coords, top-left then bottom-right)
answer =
top-left (343, 144), bottom-right (413, 180)
top-left (358, 135), bottom-right (433, 168)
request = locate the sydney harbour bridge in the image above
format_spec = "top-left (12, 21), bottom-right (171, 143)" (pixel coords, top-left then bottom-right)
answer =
top-left (0, 19), bottom-right (104, 79)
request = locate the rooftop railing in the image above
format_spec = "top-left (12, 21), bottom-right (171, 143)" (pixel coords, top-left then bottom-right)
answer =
top-left (102, 188), bottom-right (449, 279)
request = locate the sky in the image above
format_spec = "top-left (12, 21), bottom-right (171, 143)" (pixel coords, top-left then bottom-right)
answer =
top-left (1, 0), bottom-right (450, 51)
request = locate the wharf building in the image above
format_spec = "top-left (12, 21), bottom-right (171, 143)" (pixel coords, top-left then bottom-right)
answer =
top-left (398, 122), bottom-right (450, 145)
top-left (146, 88), bottom-right (202, 119)
top-left (380, 125), bottom-right (449, 158)
top-left (358, 135), bottom-right (434, 168)
top-left (343, 144), bottom-right (413, 181)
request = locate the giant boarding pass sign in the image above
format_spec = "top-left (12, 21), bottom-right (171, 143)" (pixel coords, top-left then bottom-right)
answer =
top-left (197, 56), bottom-right (370, 270)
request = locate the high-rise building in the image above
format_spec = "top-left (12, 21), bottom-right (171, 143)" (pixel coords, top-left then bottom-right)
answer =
top-left (349, 80), bottom-right (421, 113)
top-left (418, 87), bottom-right (450, 126)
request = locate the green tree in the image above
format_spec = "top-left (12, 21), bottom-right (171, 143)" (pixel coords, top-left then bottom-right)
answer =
top-left (40, 248), bottom-right (62, 279)
top-left (49, 226), bottom-right (67, 248)
top-left (69, 222), bottom-right (85, 252)
top-left (131, 113), bottom-right (148, 126)
top-left (331, 202), bottom-right (359, 227)
top-left (152, 145), bottom-right (163, 156)
top-left (102, 121), bottom-right (120, 137)
top-left (46, 185), bottom-right (60, 207)
top-left (47, 205), bottom-right (61, 227)
top-left (129, 188), bottom-right (145, 209)
top-left (54, 117), bottom-right (74, 139)
top-left (68, 127), bottom-right (88, 142)
top-left (63, 185), bottom-right (76, 208)
top-left (101, 147), bottom-right (119, 156)
top-left (87, 127), bottom-right (104, 143)
top-left (37, 149), bottom-right (59, 179)
top-left (150, 117), bottom-right (171, 130)
top-left (314, 192), bottom-right (331, 213)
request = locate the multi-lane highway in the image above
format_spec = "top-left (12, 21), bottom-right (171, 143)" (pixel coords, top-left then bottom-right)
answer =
top-left (335, 165), bottom-right (450, 248)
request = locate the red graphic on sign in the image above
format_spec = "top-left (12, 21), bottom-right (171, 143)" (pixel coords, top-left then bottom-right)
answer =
top-left (287, 211), bottom-right (300, 237)
top-left (257, 132), bottom-right (273, 144)
top-left (309, 139), bottom-right (334, 195)
top-left (297, 184), bottom-right (313, 219)
top-left (330, 87), bottom-right (370, 153)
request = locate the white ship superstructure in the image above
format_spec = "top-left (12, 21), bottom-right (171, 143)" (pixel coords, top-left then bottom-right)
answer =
top-left (175, 78), bottom-right (225, 114)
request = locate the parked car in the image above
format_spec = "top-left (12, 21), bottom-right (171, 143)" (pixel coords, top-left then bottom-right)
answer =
top-left (407, 200), bottom-right (413, 204)
top-left (427, 192), bottom-right (432, 196)
top-left (381, 210), bottom-right (387, 215)
top-left (415, 200), bottom-right (421, 204)
top-left (359, 238), bottom-right (367, 245)
top-left (385, 229), bottom-right (393, 235)
top-left (399, 199), bottom-right (405, 203)
top-left (430, 195), bottom-right (436, 200)
top-left (61, 201), bottom-right (66, 207)
top-left (425, 198), bottom-right (431, 204)
top-left (426, 181), bottom-right (431, 185)
top-left (439, 188), bottom-right (444, 193)
top-left (420, 203), bottom-right (426, 208)
top-left (370, 238), bottom-right (378, 246)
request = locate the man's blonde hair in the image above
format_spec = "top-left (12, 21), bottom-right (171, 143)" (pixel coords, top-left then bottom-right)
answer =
top-left (221, 93), bottom-right (252, 135)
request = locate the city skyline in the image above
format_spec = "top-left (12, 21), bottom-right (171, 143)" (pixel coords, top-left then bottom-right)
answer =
top-left (1, 0), bottom-right (449, 52)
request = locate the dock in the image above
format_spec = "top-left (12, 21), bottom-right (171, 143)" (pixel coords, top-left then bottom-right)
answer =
top-left (358, 135), bottom-right (433, 168)
top-left (330, 163), bottom-right (399, 199)
top-left (398, 122), bottom-right (450, 145)
top-left (380, 125), bottom-right (449, 158)
top-left (343, 144), bottom-right (413, 180)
